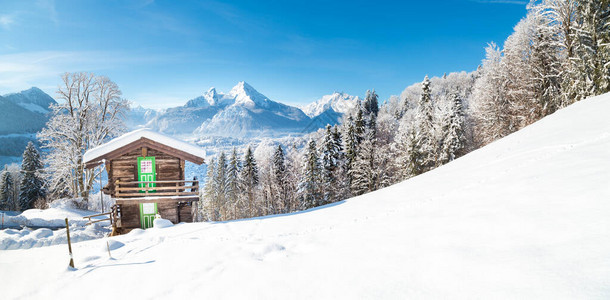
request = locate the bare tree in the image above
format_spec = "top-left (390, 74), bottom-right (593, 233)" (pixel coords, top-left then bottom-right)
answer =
top-left (38, 72), bottom-right (129, 203)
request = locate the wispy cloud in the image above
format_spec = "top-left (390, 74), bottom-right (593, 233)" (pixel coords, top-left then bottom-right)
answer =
top-left (0, 15), bottom-right (14, 29)
top-left (0, 50), bottom-right (182, 95)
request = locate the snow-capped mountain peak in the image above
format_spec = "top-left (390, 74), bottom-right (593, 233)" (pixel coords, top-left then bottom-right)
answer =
top-left (302, 92), bottom-right (362, 118)
top-left (229, 81), bottom-right (271, 108)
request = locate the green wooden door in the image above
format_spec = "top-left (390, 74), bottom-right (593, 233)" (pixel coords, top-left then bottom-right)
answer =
top-left (137, 156), bottom-right (156, 192)
top-left (139, 203), bottom-right (157, 229)
top-left (137, 157), bottom-right (157, 229)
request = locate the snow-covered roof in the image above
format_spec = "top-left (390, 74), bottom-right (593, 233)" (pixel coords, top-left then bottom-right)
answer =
top-left (83, 128), bottom-right (206, 165)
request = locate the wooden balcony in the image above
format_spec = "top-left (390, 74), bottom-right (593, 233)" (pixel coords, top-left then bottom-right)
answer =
top-left (114, 180), bottom-right (200, 204)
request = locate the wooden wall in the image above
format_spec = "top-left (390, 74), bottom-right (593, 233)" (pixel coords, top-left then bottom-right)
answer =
top-left (106, 147), bottom-right (184, 196)
top-left (107, 146), bottom-right (194, 230)
top-left (118, 201), bottom-right (195, 229)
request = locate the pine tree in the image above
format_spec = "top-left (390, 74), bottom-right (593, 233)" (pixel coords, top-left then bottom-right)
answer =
top-left (331, 125), bottom-right (346, 199)
top-left (271, 145), bottom-right (288, 213)
top-left (200, 158), bottom-right (217, 221)
top-left (439, 93), bottom-right (466, 164)
top-left (298, 139), bottom-right (321, 209)
top-left (343, 116), bottom-right (358, 192)
top-left (414, 75), bottom-right (437, 171)
top-left (226, 147), bottom-right (241, 219)
top-left (19, 142), bottom-right (46, 210)
top-left (0, 171), bottom-right (14, 211)
top-left (354, 105), bottom-right (366, 145)
top-left (240, 146), bottom-right (259, 217)
top-left (363, 89), bottom-right (380, 119)
top-left (405, 126), bottom-right (423, 177)
top-left (214, 152), bottom-right (228, 220)
top-left (350, 124), bottom-right (378, 196)
top-left (320, 125), bottom-right (342, 204)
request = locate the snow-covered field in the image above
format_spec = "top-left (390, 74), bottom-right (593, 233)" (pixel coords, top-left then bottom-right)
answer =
top-left (2, 92), bottom-right (610, 299)
top-left (0, 199), bottom-right (111, 250)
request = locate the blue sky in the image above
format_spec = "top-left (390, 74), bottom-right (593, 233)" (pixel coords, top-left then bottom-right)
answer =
top-left (0, 0), bottom-right (528, 108)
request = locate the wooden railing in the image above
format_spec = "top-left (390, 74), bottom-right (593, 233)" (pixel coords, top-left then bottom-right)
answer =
top-left (83, 204), bottom-right (120, 225)
top-left (115, 180), bottom-right (199, 198)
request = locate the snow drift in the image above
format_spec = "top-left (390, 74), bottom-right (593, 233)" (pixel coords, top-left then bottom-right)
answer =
top-left (2, 92), bottom-right (610, 298)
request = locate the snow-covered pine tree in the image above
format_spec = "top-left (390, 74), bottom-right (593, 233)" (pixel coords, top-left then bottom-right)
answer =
top-left (354, 104), bottom-right (366, 145)
top-left (320, 125), bottom-right (342, 204)
top-left (331, 125), bottom-right (347, 199)
top-left (200, 158), bottom-right (217, 221)
top-left (363, 89), bottom-right (380, 119)
top-left (414, 75), bottom-right (437, 171)
top-left (214, 152), bottom-right (228, 220)
top-left (439, 93), bottom-right (466, 164)
top-left (0, 170), bottom-right (14, 211)
top-left (240, 146), bottom-right (259, 218)
top-left (272, 145), bottom-right (288, 213)
top-left (343, 116), bottom-right (358, 193)
top-left (298, 139), bottom-right (321, 209)
top-left (350, 119), bottom-right (378, 196)
top-left (19, 142), bottom-right (46, 210)
top-left (226, 147), bottom-right (241, 219)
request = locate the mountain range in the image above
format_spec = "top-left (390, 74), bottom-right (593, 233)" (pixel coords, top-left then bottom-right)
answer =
top-left (136, 81), bottom-right (361, 137)
top-left (0, 83), bottom-right (361, 163)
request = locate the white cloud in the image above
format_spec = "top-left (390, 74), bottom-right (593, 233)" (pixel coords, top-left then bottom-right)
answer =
top-left (0, 50), bottom-right (185, 102)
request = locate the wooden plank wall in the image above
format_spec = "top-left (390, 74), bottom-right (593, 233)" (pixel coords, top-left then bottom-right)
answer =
top-left (108, 148), bottom-right (182, 196)
top-left (119, 201), bottom-right (194, 229)
top-left (108, 146), bottom-right (194, 229)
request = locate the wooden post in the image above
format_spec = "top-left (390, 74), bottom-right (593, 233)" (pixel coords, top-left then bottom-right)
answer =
top-left (65, 218), bottom-right (75, 268)
top-left (106, 241), bottom-right (112, 258)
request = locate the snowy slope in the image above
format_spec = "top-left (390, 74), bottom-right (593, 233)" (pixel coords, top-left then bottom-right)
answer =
top-left (3, 93), bottom-right (610, 299)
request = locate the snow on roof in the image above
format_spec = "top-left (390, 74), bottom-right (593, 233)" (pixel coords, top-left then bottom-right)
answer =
top-left (83, 128), bottom-right (206, 164)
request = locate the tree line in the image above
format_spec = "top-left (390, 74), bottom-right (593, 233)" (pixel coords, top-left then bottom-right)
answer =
top-left (197, 0), bottom-right (609, 221)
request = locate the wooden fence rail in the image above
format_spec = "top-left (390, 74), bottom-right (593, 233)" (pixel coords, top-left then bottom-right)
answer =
top-left (115, 180), bottom-right (199, 198)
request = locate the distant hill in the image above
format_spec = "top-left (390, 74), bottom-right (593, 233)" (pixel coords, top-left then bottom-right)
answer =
top-left (0, 87), bottom-right (57, 158)
top-left (0, 87), bottom-right (56, 135)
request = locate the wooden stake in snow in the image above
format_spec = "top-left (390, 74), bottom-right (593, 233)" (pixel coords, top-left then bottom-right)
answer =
top-left (65, 218), bottom-right (74, 268)
top-left (106, 241), bottom-right (112, 258)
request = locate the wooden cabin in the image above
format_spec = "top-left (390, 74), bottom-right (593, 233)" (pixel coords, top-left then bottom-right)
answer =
top-left (83, 129), bottom-right (205, 233)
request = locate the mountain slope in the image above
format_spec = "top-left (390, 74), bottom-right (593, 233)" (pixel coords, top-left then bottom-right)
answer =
top-left (4, 93), bottom-right (610, 298)
top-left (0, 88), bottom-right (56, 135)
top-left (2, 87), bottom-right (56, 114)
